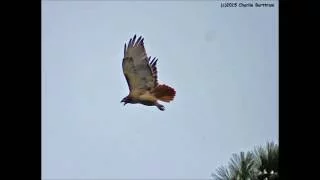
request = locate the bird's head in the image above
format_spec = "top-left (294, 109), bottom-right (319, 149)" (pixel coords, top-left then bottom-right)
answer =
top-left (120, 96), bottom-right (132, 106)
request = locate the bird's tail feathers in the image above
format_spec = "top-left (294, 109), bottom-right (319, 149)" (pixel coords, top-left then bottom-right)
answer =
top-left (152, 84), bottom-right (176, 102)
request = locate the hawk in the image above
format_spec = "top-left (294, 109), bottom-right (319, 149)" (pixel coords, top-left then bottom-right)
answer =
top-left (120, 35), bottom-right (176, 111)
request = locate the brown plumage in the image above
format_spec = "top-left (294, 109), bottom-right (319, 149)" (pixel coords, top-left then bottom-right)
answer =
top-left (120, 35), bottom-right (176, 111)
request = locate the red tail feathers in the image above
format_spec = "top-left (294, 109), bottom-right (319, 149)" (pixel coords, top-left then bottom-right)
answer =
top-left (152, 84), bottom-right (176, 102)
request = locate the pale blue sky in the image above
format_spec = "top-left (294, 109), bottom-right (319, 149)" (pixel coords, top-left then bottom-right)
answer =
top-left (42, 1), bottom-right (278, 179)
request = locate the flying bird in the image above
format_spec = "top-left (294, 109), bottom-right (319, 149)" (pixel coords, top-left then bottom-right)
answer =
top-left (120, 35), bottom-right (176, 111)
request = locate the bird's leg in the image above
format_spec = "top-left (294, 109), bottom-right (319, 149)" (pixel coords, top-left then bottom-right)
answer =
top-left (155, 102), bottom-right (165, 111)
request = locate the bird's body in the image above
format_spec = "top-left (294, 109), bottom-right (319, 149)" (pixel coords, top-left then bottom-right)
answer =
top-left (120, 35), bottom-right (176, 111)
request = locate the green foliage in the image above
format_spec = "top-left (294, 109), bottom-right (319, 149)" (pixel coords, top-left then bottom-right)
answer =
top-left (254, 142), bottom-right (279, 180)
top-left (212, 142), bottom-right (278, 180)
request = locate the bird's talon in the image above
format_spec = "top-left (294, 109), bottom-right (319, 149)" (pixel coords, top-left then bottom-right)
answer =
top-left (157, 105), bottom-right (165, 111)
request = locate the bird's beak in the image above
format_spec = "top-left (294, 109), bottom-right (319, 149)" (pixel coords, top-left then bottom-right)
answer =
top-left (120, 99), bottom-right (127, 106)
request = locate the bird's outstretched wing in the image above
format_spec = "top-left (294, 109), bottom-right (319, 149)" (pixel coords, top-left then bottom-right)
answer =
top-left (122, 35), bottom-right (158, 91)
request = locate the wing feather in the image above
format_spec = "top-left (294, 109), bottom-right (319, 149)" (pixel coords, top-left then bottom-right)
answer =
top-left (122, 35), bottom-right (158, 91)
top-left (148, 56), bottom-right (158, 86)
